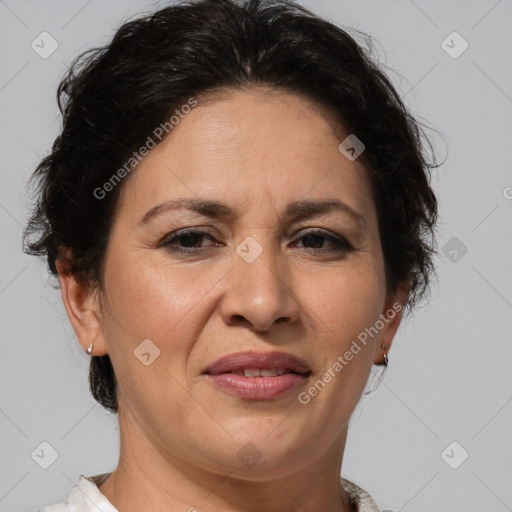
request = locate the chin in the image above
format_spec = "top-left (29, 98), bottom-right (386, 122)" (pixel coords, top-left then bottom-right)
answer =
top-left (212, 453), bottom-right (311, 482)
top-left (196, 434), bottom-right (316, 479)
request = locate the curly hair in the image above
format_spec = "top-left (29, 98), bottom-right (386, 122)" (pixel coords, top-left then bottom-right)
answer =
top-left (23, 0), bottom-right (442, 414)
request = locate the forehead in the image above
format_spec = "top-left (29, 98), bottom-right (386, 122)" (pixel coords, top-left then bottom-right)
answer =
top-left (116, 88), bottom-right (376, 227)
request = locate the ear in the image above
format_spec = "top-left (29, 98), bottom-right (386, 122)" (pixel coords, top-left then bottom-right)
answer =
top-left (55, 255), bottom-right (108, 357)
top-left (373, 283), bottom-right (409, 365)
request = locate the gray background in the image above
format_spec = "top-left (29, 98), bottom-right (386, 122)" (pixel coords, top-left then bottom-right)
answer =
top-left (0, 0), bottom-right (511, 511)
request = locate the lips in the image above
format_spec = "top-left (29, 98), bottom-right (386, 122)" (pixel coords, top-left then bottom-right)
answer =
top-left (203, 351), bottom-right (311, 376)
top-left (203, 351), bottom-right (311, 400)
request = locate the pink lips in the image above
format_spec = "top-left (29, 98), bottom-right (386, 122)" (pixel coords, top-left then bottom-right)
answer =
top-left (203, 351), bottom-right (311, 400)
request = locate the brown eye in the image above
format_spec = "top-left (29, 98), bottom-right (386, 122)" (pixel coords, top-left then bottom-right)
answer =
top-left (293, 230), bottom-right (353, 252)
top-left (161, 229), bottom-right (220, 253)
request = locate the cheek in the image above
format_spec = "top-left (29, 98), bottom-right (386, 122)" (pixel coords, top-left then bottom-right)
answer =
top-left (302, 261), bottom-right (384, 403)
top-left (305, 262), bottom-right (384, 339)
top-left (100, 250), bottom-right (210, 419)
top-left (104, 249), bottom-right (216, 339)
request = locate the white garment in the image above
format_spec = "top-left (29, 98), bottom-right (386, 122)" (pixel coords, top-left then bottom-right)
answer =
top-left (38, 473), bottom-right (380, 511)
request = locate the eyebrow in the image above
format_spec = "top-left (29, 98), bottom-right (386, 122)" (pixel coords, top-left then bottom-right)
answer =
top-left (139, 197), bottom-right (368, 231)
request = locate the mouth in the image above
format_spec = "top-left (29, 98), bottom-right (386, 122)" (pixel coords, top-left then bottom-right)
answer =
top-left (221, 367), bottom-right (307, 377)
top-left (203, 350), bottom-right (312, 376)
top-left (202, 351), bottom-right (312, 400)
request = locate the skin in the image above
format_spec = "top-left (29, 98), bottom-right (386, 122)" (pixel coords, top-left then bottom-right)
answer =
top-left (57, 87), bottom-right (407, 512)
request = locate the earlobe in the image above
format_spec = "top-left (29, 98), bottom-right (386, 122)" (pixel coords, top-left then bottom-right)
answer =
top-left (374, 285), bottom-right (408, 366)
top-left (55, 257), bottom-right (108, 357)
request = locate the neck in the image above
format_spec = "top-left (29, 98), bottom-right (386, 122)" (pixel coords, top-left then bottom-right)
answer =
top-left (99, 407), bottom-right (355, 512)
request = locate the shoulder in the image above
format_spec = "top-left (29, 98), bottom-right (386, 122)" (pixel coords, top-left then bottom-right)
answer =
top-left (341, 477), bottom-right (381, 512)
top-left (38, 473), bottom-right (115, 512)
top-left (39, 504), bottom-right (67, 512)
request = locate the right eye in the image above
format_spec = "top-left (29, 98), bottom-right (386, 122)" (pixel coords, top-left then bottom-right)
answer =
top-left (160, 229), bottom-right (221, 253)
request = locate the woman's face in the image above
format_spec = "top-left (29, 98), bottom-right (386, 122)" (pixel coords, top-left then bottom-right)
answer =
top-left (87, 88), bottom-right (403, 478)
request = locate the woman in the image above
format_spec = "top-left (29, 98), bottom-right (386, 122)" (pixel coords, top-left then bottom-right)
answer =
top-left (24, 0), bottom-right (440, 510)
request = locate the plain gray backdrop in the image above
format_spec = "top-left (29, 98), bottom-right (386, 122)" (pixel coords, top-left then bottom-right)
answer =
top-left (1, 1), bottom-right (511, 511)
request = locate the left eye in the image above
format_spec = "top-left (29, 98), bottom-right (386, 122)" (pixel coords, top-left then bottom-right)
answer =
top-left (291, 230), bottom-right (353, 252)
top-left (160, 229), bottom-right (353, 253)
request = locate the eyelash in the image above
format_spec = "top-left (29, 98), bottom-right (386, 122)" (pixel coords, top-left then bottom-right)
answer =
top-left (160, 228), bottom-right (354, 254)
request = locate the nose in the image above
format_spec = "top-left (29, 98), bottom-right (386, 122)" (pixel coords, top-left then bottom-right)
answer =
top-left (218, 241), bottom-right (301, 333)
